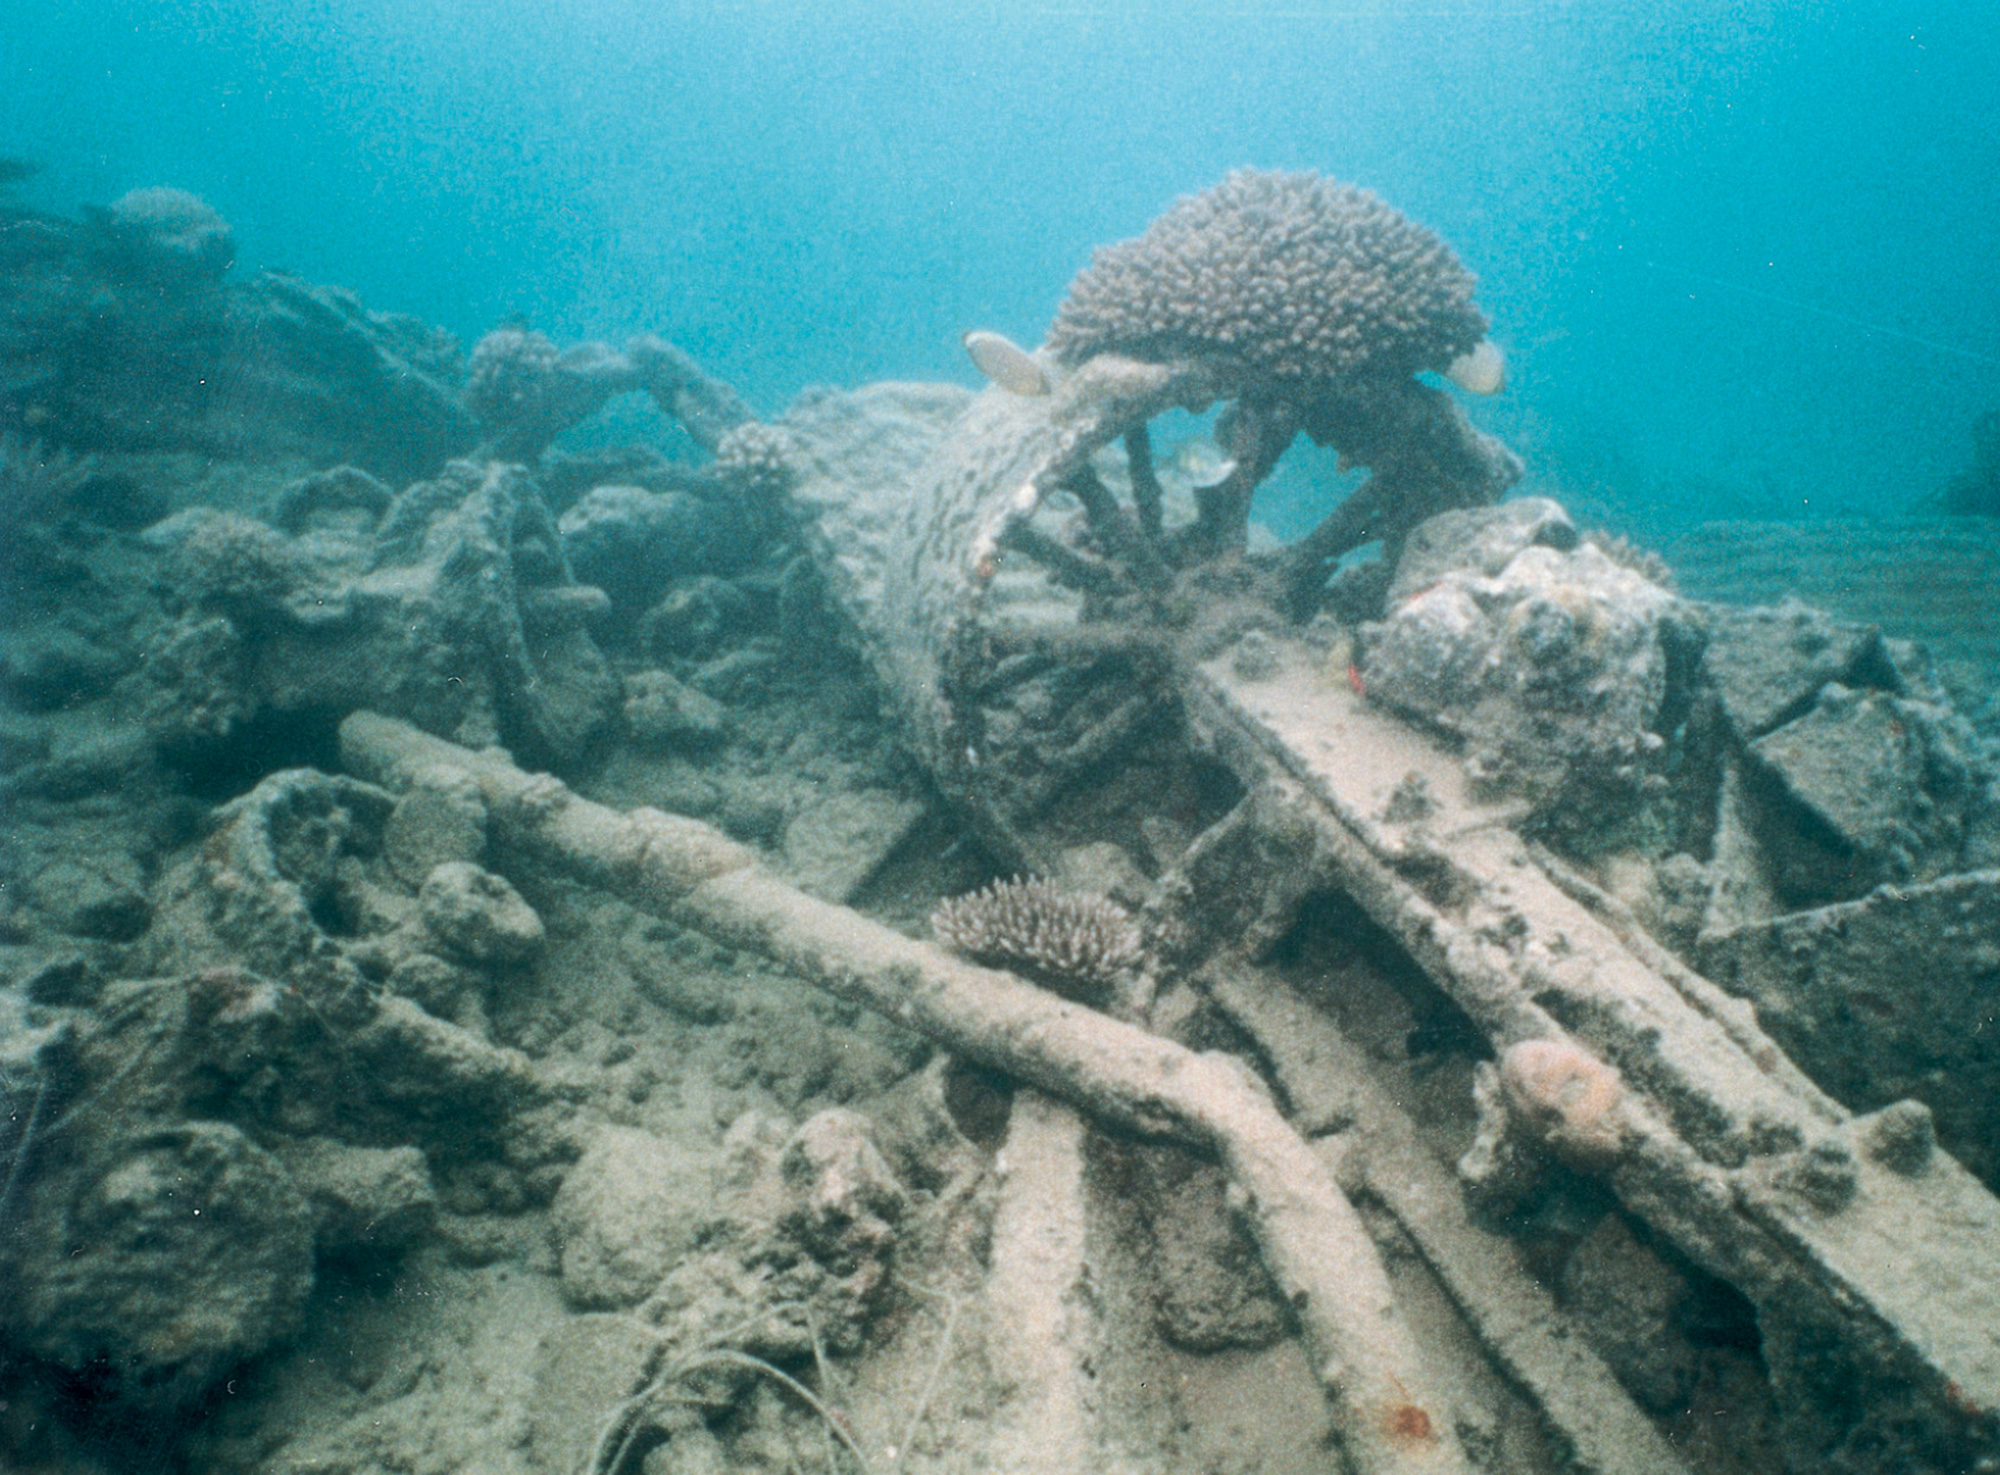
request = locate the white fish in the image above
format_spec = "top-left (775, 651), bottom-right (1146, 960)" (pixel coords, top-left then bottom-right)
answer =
top-left (1166, 437), bottom-right (1237, 487)
top-left (963, 330), bottom-right (1052, 396)
top-left (1446, 338), bottom-right (1506, 395)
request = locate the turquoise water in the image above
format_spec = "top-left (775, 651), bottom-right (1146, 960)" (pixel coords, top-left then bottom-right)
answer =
top-left (7, 0), bottom-right (1997, 537)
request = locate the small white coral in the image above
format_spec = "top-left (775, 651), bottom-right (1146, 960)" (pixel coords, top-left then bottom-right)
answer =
top-left (711, 421), bottom-right (803, 499)
top-left (930, 877), bottom-right (1141, 1005)
top-left (104, 186), bottom-right (235, 275)
top-left (463, 326), bottom-right (562, 427)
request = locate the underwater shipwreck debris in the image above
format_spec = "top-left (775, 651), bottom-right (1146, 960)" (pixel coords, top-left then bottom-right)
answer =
top-left (1699, 869), bottom-right (2000, 1188)
top-left (759, 346), bottom-right (2000, 1470)
top-left (767, 178), bottom-right (1523, 870)
top-left (340, 710), bottom-right (1478, 1475)
top-left (0, 758), bottom-right (574, 1415)
top-left (975, 168), bottom-right (1521, 614)
top-left (0, 189), bottom-right (472, 477)
top-left (1182, 638), bottom-right (2000, 1472)
top-left (7, 164), bottom-right (1999, 1473)
top-left (141, 458), bottom-right (620, 771)
top-left (463, 324), bottom-right (757, 463)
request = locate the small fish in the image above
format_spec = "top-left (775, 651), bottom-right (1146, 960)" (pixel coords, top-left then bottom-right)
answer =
top-left (1445, 338), bottom-right (1506, 396)
top-left (962, 330), bottom-right (1051, 396)
top-left (1165, 437), bottom-right (1237, 487)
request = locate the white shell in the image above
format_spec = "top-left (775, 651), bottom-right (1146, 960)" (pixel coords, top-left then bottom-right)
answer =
top-left (1445, 338), bottom-right (1506, 396)
top-left (963, 330), bottom-right (1052, 396)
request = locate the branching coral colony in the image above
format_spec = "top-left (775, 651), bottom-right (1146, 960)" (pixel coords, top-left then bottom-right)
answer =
top-left (978, 169), bottom-right (1522, 619)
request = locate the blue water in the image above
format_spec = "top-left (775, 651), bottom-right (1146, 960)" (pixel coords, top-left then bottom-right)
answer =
top-left (7, 0), bottom-right (1998, 541)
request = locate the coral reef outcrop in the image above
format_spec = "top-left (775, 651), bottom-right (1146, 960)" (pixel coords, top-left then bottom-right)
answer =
top-left (460, 324), bottom-right (757, 465)
top-left (142, 458), bottom-right (620, 770)
top-left (1360, 498), bottom-right (1698, 845)
top-left (1048, 168), bottom-right (1486, 388)
top-left (1, 190), bottom-right (474, 480)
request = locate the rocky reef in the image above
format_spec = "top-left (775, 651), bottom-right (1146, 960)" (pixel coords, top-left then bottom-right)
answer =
top-left (1, 187), bottom-right (473, 481)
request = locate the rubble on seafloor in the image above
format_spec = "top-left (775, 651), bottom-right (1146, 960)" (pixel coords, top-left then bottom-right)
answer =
top-left (2, 183), bottom-right (1999, 1475)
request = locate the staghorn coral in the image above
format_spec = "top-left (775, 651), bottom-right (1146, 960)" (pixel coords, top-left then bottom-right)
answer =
top-left (1047, 169), bottom-right (1486, 388)
top-left (930, 876), bottom-right (1141, 1006)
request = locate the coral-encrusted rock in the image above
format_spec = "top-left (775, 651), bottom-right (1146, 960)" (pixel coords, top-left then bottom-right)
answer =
top-left (1362, 517), bottom-right (1697, 843)
top-left (277, 1139), bottom-right (439, 1257)
top-left (1699, 870), bottom-right (2000, 1188)
top-left (382, 767), bottom-right (489, 889)
top-left (1385, 496), bottom-right (1580, 604)
top-left (558, 482), bottom-right (762, 614)
top-left (143, 460), bottom-right (619, 770)
top-left (640, 575), bottom-right (758, 660)
top-left (270, 464), bottom-right (396, 539)
top-left (622, 667), bottom-right (730, 751)
top-left (763, 1111), bottom-right (908, 1346)
top-left (4, 1120), bottom-right (314, 1409)
top-left (777, 1109), bottom-right (907, 1274)
top-left (1747, 683), bottom-right (1979, 899)
top-left (552, 1125), bottom-right (717, 1310)
top-left (145, 506), bottom-right (331, 622)
top-left (418, 861), bottom-right (543, 967)
top-left (2, 191), bottom-right (474, 478)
